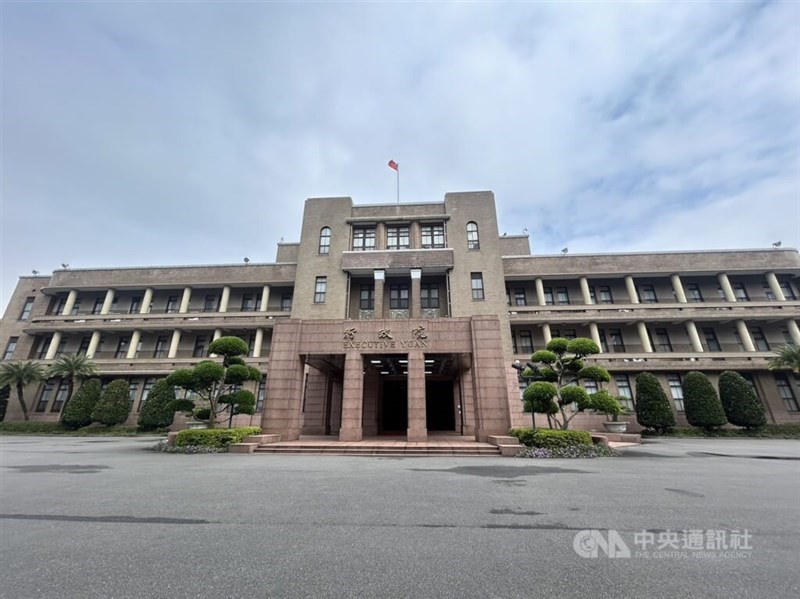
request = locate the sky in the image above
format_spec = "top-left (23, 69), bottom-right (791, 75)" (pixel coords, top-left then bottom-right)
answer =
top-left (1, 1), bottom-right (799, 309)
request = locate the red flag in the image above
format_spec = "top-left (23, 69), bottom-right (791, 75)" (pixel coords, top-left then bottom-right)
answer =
top-left (388, 160), bottom-right (399, 171)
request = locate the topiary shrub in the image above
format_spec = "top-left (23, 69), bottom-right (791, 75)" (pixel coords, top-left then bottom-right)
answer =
top-left (718, 371), bottom-right (767, 429)
top-left (91, 379), bottom-right (132, 426)
top-left (683, 371), bottom-right (727, 431)
top-left (61, 379), bottom-right (102, 429)
top-left (137, 379), bottom-right (177, 431)
top-left (208, 337), bottom-right (249, 359)
top-left (174, 426), bottom-right (261, 449)
top-left (635, 372), bottom-right (676, 433)
top-left (509, 427), bottom-right (592, 448)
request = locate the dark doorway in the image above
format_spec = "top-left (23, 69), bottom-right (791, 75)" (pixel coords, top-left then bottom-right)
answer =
top-left (381, 380), bottom-right (407, 432)
top-left (426, 380), bottom-right (455, 431)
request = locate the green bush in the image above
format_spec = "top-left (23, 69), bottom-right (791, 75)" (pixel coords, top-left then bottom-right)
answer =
top-left (62, 379), bottom-right (102, 430)
top-left (208, 336), bottom-right (249, 359)
top-left (683, 371), bottom-right (727, 430)
top-left (174, 426), bottom-right (261, 449)
top-left (508, 427), bottom-right (592, 448)
top-left (641, 423), bottom-right (800, 439)
top-left (137, 379), bottom-right (177, 431)
top-left (635, 372), bottom-right (676, 433)
top-left (91, 379), bottom-right (132, 426)
top-left (718, 371), bottom-right (767, 429)
top-left (0, 421), bottom-right (65, 434)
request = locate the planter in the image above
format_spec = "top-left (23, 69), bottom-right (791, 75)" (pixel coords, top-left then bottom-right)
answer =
top-left (602, 421), bottom-right (628, 433)
top-left (187, 421), bottom-right (208, 430)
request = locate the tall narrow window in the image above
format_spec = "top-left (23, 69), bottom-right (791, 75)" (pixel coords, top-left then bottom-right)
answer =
top-left (389, 284), bottom-right (409, 309)
top-left (352, 227), bottom-right (375, 251)
top-left (466, 221), bottom-right (480, 250)
top-left (92, 297), bottom-right (104, 314)
top-left (19, 297), bottom-right (34, 321)
top-left (421, 284), bottom-right (439, 309)
top-left (115, 337), bottom-right (130, 359)
top-left (653, 328), bottom-right (672, 352)
top-left (51, 381), bottom-right (70, 413)
top-left (77, 336), bottom-right (91, 356)
top-left (471, 273), bottom-right (485, 300)
top-left (556, 287), bottom-right (570, 305)
top-left (256, 378), bottom-right (267, 412)
top-left (129, 296), bottom-right (142, 314)
top-left (36, 382), bottom-right (54, 412)
top-left (615, 375), bottom-right (635, 411)
top-left (387, 226), bottom-right (410, 250)
top-left (518, 330), bottom-right (533, 354)
top-left (686, 284), bottom-right (703, 303)
top-left (563, 329), bottom-right (577, 340)
top-left (153, 336), bottom-right (169, 358)
top-left (598, 330), bottom-right (609, 352)
top-left (139, 377), bottom-right (157, 411)
top-left (319, 227), bottom-right (331, 254)
top-left (421, 224), bottom-right (445, 249)
top-left (165, 296), bottom-right (179, 313)
top-left (54, 297), bottom-right (67, 315)
top-left (667, 374), bottom-right (684, 412)
top-left (609, 329), bottom-right (625, 352)
top-left (780, 282), bottom-right (796, 300)
top-left (314, 277), bottom-right (327, 304)
top-left (733, 283), bottom-right (749, 301)
top-left (514, 288), bottom-right (527, 306)
top-left (203, 295), bottom-right (218, 312)
top-left (764, 285), bottom-right (776, 301)
top-left (129, 381), bottom-right (140, 409)
top-left (3, 337), bottom-right (18, 360)
top-left (360, 285), bottom-right (375, 310)
top-left (598, 286), bottom-right (613, 304)
top-left (702, 328), bottom-right (721, 352)
top-left (70, 299), bottom-right (82, 315)
top-left (280, 293), bottom-right (293, 312)
top-left (543, 287), bottom-right (555, 305)
top-left (36, 336), bottom-right (52, 359)
top-left (775, 374), bottom-right (799, 411)
top-left (638, 285), bottom-right (658, 303)
top-left (241, 294), bottom-right (256, 312)
top-left (751, 327), bottom-right (770, 351)
top-left (193, 336), bottom-right (207, 358)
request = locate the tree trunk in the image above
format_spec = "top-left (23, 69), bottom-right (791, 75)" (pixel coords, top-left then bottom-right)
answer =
top-left (16, 383), bottom-right (30, 421)
top-left (58, 378), bottom-right (76, 422)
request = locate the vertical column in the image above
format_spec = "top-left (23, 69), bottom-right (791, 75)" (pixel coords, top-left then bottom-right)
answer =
top-left (410, 268), bottom-right (421, 319)
top-left (62, 290), bottom-right (78, 315)
top-left (765, 273), bottom-right (786, 301)
top-left (339, 352), bottom-right (364, 441)
top-left (786, 320), bottom-right (800, 346)
top-left (671, 274), bottom-right (687, 303)
top-left (213, 329), bottom-right (222, 341)
top-left (718, 273), bottom-right (737, 302)
top-left (219, 286), bottom-right (231, 312)
top-left (579, 277), bottom-right (592, 305)
top-left (736, 320), bottom-right (756, 352)
top-left (410, 221), bottom-right (421, 249)
top-left (168, 330), bottom-right (181, 358)
top-left (44, 332), bottom-right (62, 360)
top-left (589, 323), bottom-right (602, 352)
top-left (140, 288), bottom-right (154, 314)
top-left (253, 328), bottom-right (264, 358)
top-left (126, 330), bottom-right (141, 359)
top-left (685, 321), bottom-right (704, 353)
top-left (406, 351), bottom-right (427, 442)
top-left (373, 270), bottom-right (385, 319)
top-left (541, 323), bottom-right (552, 344)
top-left (636, 321), bottom-right (653, 353)
top-left (86, 331), bottom-right (101, 358)
top-left (535, 278), bottom-right (546, 306)
top-left (179, 287), bottom-right (192, 313)
top-left (375, 222), bottom-right (386, 250)
top-left (625, 276), bottom-right (639, 304)
top-left (100, 289), bottom-right (116, 315)
top-left (260, 285), bottom-right (271, 312)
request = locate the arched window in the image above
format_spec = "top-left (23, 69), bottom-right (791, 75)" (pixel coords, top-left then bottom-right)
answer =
top-left (467, 221), bottom-right (480, 250)
top-left (318, 227), bottom-right (331, 254)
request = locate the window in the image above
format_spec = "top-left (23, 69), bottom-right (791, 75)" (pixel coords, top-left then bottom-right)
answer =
top-left (256, 378), bottom-right (266, 412)
top-left (782, 328), bottom-right (794, 345)
top-left (92, 297), bottom-right (104, 314)
top-left (466, 222), bottom-right (480, 250)
top-left (420, 283), bottom-right (440, 309)
top-left (609, 329), bottom-right (625, 352)
top-left (36, 336), bottom-right (52, 359)
top-left (421, 224), bottom-right (445, 249)
top-left (314, 277), bottom-right (327, 304)
top-left (19, 297), bottom-right (34, 321)
top-left (717, 286), bottom-right (726, 300)
top-left (55, 297), bottom-right (67, 315)
top-left (128, 381), bottom-right (139, 409)
top-left (139, 377), bottom-right (157, 411)
top-left (387, 225), bottom-right (410, 250)
top-left (583, 380), bottom-right (598, 394)
top-left (514, 288), bottom-right (527, 306)
top-left (153, 336), bottom-right (169, 358)
top-left (550, 329), bottom-right (561, 339)
top-left (471, 273), bottom-right (485, 300)
top-left (280, 293), bottom-right (293, 312)
top-left (589, 286), bottom-right (597, 304)
top-left (193, 336), bottom-right (207, 358)
top-left (751, 327), bottom-right (770, 351)
top-left (203, 295), bottom-right (218, 312)
top-left (115, 337), bottom-right (130, 359)
top-left (556, 287), bottom-right (570, 305)
top-left (702, 328), bottom-right (721, 352)
top-left (518, 330), bottom-right (533, 354)
top-left (352, 227), bottom-right (375, 251)
top-left (318, 227), bottom-right (331, 254)
top-left (36, 382), bottom-right (54, 412)
top-left (77, 336), bottom-right (91, 356)
top-left (542, 287), bottom-right (555, 305)
top-left (598, 330), bottom-right (609, 353)
top-left (667, 374), bottom-right (684, 412)
top-left (360, 285), bottom-right (375, 310)
top-left (51, 381), bottom-right (70, 413)
top-left (780, 282), bottom-right (796, 300)
top-left (390, 284), bottom-right (409, 310)
top-left (653, 328), bottom-right (672, 352)
top-left (3, 337), bottom-right (18, 360)
top-left (686, 284), bottom-right (703, 303)
top-left (506, 288), bottom-right (511, 306)
top-left (563, 329), bottom-right (577, 340)
top-left (597, 286), bottom-right (613, 304)
top-left (165, 295), bottom-right (179, 313)
top-left (241, 294), bottom-right (256, 312)
top-left (70, 298), bottom-right (82, 315)
top-left (733, 283), bottom-right (749, 302)
top-left (733, 330), bottom-right (744, 351)
top-left (129, 296), bottom-right (142, 314)
top-left (774, 374), bottom-right (799, 412)
top-left (246, 334), bottom-right (257, 358)
top-left (764, 285), bottom-right (776, 301)
top-left (615, 375), bottom-right (634, 411)
top-left (639, 285), bottom-right (658, 304)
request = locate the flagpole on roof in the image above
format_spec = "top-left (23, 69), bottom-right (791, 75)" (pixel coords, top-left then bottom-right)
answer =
top-left (388, 159), bottom-right (399, 203)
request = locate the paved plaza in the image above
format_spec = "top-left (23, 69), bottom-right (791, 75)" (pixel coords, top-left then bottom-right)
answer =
top-left (0, 436), bottom-right (798, 599)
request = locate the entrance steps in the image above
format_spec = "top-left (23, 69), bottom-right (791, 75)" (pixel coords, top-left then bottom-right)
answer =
top-left (251, 435), bottom-right (502, 457)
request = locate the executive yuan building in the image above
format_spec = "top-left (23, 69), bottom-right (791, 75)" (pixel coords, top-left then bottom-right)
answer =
top-left (2, 191), bottom-right (799, 439)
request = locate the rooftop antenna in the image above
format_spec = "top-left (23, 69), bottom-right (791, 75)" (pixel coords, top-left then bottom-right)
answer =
top-left (561, 247), bottom-right (568, 255)
top-left (772, 241), bottom-right (782, 248)
top-left (31, 270), bottom-right (39, 275)
top-left (243, 257), bottom-right (250, 264)
top-left (61, 263), bottom-right (70, 269)
top-left (522, 228), bottom-right (528, 235)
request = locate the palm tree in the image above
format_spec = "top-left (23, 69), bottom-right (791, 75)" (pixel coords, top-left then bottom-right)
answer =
top-left (768, 344), bottom-right (800, 374)
top-left (0, 362), bottom-right (46, 421)
top-left (47, 354), bottom-right (98, 418)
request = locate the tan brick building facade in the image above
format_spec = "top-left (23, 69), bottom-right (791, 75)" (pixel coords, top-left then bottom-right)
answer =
top-left (2, 191), bottom-right (799, 437)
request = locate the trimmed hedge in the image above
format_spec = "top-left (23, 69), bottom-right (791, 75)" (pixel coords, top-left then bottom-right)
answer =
top-left (0, 421), bottom-right (65, 434)
top-left (62, 379), bottom-right (102, 430)
top-left (509, 427), bottom-right (592, 449)
top-left (137, 378), bottom-right (176, 431)
top-left (635, 372), bottom-right (676, 433)
top-left (641, 423), bottom-right (800, 439)
top-left (718, 371), bottom-right (767, 429)
top-left (683, 371), bottom-right (727, 430)
top-left (174, 426), bottom-right (261, 449)
top-left (0, 422), bottom-right (146, 436)
top-left (92, 379), bottom-right (132, 426)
